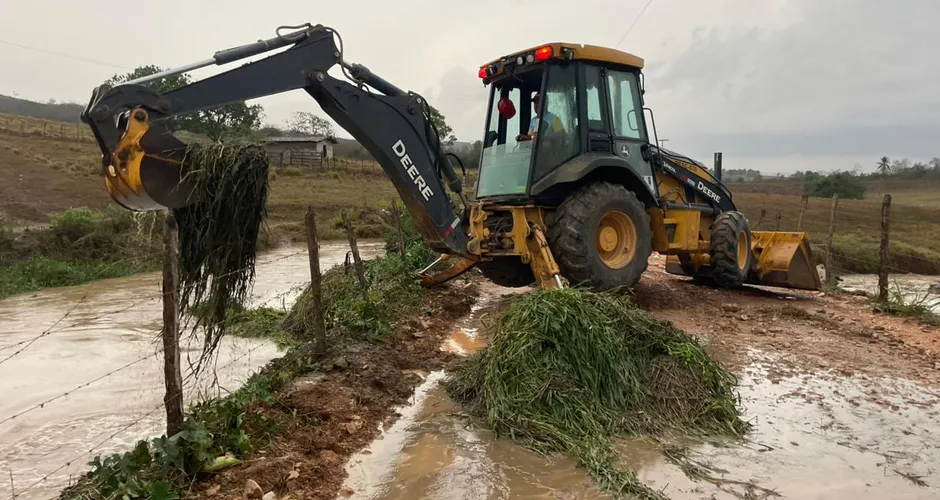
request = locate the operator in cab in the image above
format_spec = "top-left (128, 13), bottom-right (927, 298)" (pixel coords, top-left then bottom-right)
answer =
top-left (516, 92), bottom-right (565, 144)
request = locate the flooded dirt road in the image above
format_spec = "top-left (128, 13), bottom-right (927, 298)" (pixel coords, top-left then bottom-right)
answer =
top-left (342, 283), bottom-right (610, 500)
top-left (340, 259), bottom-right (940, 500)
top-left (0, 240), bottom-right (384, 500)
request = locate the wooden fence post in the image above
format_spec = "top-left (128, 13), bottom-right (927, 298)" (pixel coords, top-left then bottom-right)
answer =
top-left (756, 209), bottom-right (767, 229)
top-left (342, 210), bottom-right (368, 300)
top-left (775, 213), bottom-right (782, 231)
top-left (878, 194), bottom-right (892, 302)
top-left (391, 199), bottom-right (407, 259)
top-left (797, 195), bottom-right (808, 230)
top-left (825, 193), bottom-right (839, 286)
top-left (305, 207), bottom-right (328, 354)
top-left (161, 214), bottom-right (183, 437)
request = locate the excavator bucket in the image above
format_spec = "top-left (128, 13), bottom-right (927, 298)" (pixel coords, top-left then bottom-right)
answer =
top-left (747, 231), bottom-right (821, 290)
top-left (100, 108), bottom-right (197, 212)
top-left (665, 231), bottom-right (822, 291)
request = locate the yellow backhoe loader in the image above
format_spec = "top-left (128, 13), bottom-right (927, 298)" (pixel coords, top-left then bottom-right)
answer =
top-left (79, 23), bottom-right (821, 293)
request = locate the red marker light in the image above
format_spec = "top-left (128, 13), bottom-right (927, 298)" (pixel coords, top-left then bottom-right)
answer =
top-left (534, 45), bottom-right (553, 61)
top-left (478, 66), bottom-right (488, 78)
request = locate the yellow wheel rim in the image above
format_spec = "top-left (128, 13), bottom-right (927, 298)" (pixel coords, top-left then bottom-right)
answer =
top-left (736, 231), bottom-right (748, 270)
top-left (596, 210), bottom-right (637, 269)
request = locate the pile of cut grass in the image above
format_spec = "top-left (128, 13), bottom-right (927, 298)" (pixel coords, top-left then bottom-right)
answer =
top-left (173, 143), bottom-right (270, 372)
top-left (446, 288), bottom-right (749, 499)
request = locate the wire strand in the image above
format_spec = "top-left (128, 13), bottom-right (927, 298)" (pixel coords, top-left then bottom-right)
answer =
top-left (615, 0), bottom-right (657, 48)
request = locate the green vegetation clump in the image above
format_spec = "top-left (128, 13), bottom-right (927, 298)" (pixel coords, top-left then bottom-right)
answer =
top-left (173, 143), bottom-right (270, 369)
top-left (446, 288), bottom-right (749, 499)
top-left (282, 207), bottom-right (433, 339)
top-left (873, 284), bottom-right (940, 327)
top-left (803, 171), bottom-right (867, 200)
top-left (0, 206), bottom-right (163, 299)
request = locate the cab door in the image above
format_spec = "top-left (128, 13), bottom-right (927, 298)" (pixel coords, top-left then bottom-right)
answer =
top-left (603, 67), bottom-right (656, 193)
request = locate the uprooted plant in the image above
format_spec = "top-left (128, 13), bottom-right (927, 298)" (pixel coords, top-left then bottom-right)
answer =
top-left (173, 142), bottom-right (270, 373)
top-left (446, 287), bottom-right (750, 499)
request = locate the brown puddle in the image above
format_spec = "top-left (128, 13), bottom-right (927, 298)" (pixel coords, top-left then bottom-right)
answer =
top-left (342, 290), bottom-right (940, 500)
top-left (0, 241), bottom-right (386, 500)
top-left (342, 283), bottom-right (613, 499)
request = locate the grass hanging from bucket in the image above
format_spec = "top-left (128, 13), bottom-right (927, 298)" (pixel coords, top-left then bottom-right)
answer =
top-left (445, 287), bottom-right (750, 499)
top-left (173, 142), bottom-right (270, 372)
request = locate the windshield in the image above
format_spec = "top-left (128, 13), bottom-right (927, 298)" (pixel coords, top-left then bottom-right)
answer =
top-left (475, 69), bottom-right (544, 199)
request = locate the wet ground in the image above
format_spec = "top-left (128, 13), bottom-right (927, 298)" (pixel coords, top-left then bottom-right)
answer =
top-left (0, 240), bottom-right (384, 500)
top-left (839, 273), bottom-right (940, 314)
top-left (338, 259), bottom-right (940, 500)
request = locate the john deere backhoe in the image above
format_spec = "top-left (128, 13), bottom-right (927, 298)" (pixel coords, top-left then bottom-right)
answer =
top-left (80, 23), bottom-right (821, 292)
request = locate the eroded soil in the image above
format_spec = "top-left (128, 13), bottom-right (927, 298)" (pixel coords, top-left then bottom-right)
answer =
top-left (187, 279), bottom-right (479, 500)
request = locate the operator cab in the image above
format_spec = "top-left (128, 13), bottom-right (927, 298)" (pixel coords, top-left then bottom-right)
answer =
top-left (474, 43), bottom-right (654, 202)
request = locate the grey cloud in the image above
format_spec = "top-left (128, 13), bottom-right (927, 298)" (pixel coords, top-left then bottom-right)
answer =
top-left (645, 0), bottom-right (940, 164)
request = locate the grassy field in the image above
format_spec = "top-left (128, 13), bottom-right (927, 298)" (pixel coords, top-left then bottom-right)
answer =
top-left (729, 180), bottom-right (940, 275)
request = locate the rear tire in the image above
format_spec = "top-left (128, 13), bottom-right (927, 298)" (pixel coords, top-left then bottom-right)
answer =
top-left (548, 182), bottom-right (652, 290)
top-left (709, 211), bottom-right (753, 288)
top-left (478, 257), bottom-right (536, 288)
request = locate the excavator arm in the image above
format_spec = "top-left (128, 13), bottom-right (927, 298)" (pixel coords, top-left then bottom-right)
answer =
top-left (80, 23), bottom-right (470, 257)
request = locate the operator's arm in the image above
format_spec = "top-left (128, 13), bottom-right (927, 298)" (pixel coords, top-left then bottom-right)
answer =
top-left (81, 24), bottom-right (468, 256)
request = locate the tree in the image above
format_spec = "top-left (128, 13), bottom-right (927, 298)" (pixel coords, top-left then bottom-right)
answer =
top-left (105, 65), bottom-right (264, 140)
top-left (285, 111), bottom-right (335, 137)
top-left (876, 156), bottom-right (891, 177)
top-left (428, 105), bottom-right (457, 145)
top-left (891, 158), bottom-right (911, 173)
top-left (457, 140), bottom-right (483, 169)
top-left (804, 171), bottom-right (867, 200)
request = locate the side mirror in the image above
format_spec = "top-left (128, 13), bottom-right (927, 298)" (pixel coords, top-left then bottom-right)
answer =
top-left (484, 130), bottom-right (498, 148)
top-left (497, 97), bottom-right (516, 120)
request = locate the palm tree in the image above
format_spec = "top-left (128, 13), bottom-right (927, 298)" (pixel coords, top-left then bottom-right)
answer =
top-left (877, 156), bottom-right (891, 177)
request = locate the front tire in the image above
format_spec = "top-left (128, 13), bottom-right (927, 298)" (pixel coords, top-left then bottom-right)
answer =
top-left (709, 211), bottom-right (753, 288)
top-left (548, 182), bottom-right (653, 290)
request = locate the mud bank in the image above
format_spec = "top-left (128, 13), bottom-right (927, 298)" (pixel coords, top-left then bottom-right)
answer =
top-left (181, 279), bottom-right (481, 499)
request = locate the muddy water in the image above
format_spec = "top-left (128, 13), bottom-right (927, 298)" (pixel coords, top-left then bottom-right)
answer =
top-left (342, 288), bottom-right (940, 500)
top-left (342, 283), bottom-right (613, 500)
top-left (839, 273), bottom-right (940, 313)
top-left (619, 349), bottom-right (940, 499)
top-left (0, 240), bottom-right (384, 500)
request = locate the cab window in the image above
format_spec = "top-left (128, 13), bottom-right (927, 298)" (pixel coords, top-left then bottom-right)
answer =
top-left (606, 69), bottom-right (645, 140)
top-left (532, 63), bottom-right (580, 183)
top-left (476, 72), bottom-right (542, 198)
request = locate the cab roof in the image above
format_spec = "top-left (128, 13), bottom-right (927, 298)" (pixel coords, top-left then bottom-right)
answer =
top-left (479, 42), bottom-right (644, 83)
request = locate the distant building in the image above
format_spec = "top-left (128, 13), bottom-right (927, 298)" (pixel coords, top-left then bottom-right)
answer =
top-left (262, 136), bottom-right (339, 167)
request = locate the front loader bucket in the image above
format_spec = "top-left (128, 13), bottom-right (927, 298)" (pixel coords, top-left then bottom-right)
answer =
top-left (102, 108), bottom-right (197, 212)
top-left (747, 231), bottom-right (822, 291)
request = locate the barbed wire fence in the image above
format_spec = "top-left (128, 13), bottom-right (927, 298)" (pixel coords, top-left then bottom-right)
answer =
top-left (1, 205), bottom-right (394, 499)
top-left (739, 192), bottom-right (940, 313)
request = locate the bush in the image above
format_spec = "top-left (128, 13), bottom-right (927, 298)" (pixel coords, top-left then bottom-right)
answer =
top-left (804, 171), bottom-right (867, 199)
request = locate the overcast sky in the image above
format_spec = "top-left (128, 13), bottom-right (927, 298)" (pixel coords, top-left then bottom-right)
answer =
top-left (2, 0), bottom-right (936, 174)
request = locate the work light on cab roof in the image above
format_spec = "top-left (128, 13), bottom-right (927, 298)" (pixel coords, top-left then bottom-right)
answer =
top-left (479, 44), bottom-right (561, 81)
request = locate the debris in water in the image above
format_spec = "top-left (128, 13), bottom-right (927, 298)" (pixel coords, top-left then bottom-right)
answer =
top-left (173, 142), bottom-right (269, 372)
top-left (446, 287), bottom-right (749, 499)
